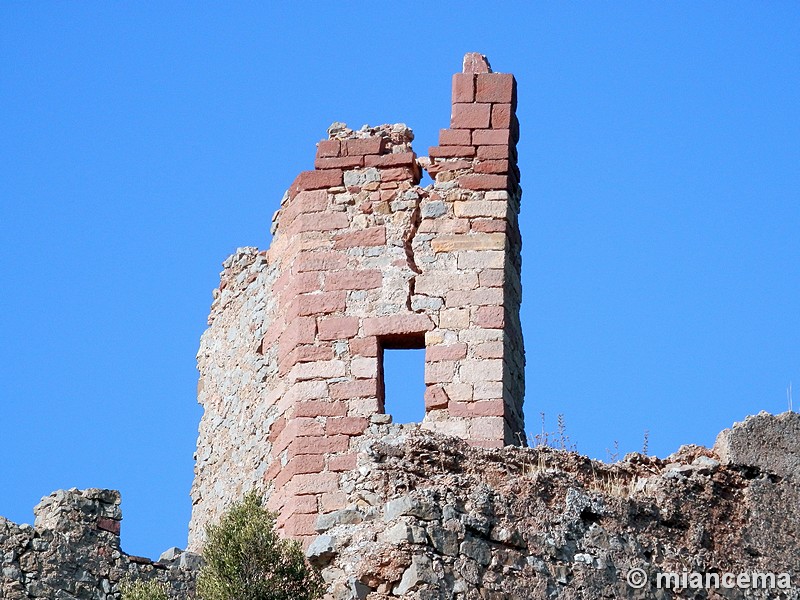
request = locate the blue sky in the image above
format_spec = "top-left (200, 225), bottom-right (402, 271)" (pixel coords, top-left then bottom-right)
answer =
top-left (1, 3), bottom-right (798, 559)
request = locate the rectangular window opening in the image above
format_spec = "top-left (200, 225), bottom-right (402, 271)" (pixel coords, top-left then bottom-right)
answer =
top-left (380, 335), bottom-right (426, 424)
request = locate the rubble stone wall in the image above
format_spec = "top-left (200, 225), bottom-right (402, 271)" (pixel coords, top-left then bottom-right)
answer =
top-left (0, 489), bottom-right (197, 600)
top-left (189, 53), bottom-right (526, 549)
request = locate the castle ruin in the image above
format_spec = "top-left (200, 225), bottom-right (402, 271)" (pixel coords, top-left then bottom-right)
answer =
top-left (189, 53), bottom-right (526, 548)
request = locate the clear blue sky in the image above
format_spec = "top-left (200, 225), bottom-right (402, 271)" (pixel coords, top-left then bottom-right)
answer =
top-left (2, 3), bottom-right (798, 559)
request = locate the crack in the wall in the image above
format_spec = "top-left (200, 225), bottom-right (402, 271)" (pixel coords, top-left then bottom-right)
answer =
top-left (403, 188), bottom-right (424, 312)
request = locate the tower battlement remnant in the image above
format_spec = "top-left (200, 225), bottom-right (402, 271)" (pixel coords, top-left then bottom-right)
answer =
top-left (189, 53), bottom-right (525, 548)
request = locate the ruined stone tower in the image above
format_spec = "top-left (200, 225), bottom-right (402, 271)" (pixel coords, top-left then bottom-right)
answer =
top-left (189, 53), bottom-right (525, 548)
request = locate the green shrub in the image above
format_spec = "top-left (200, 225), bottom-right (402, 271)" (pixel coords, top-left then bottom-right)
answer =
top-left (197, 491), bottom-right (324, 600)
top-left (119, 578), bottom-right (169, 600)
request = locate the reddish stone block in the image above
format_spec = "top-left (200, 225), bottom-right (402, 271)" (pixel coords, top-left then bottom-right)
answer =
top-left (294, 400), bottom-right (349, 418)
top-left (470, 219), bottom-right (507, 233)
top-left (291, 169), bottom-right (343, 193)
top-left (333, 227), bottom-right (387, 249)
top-left (282, 513), bottom-right (318, 537)
top-left (426, 343), bottom-right (468, 362)
top-left (274, 271), bottom-right (322, 298)
top-left (476, 145), bottom-right (510, 160)
top-left (287, 454), bottom-right (326, 476)
top-left (268, 417), bottom-right (286, 442)
top-left (97, 518), bottom-right (120, 536)
top-left (475, 159), bottom-right (510, 174)
top-left (314, 155), bottom-right (364, 170)
top-left (491, 103), bottom-right (513, 129)
top-left (364, 152), bottom-right (416, 168)
top-left (380, 167), bottom-right (416, 182)
top-left (289, 436), bottom-right (350, 457)
top-left (452, 73), bottom-right (475, 103)
top-left (349, 336), bottom-right (379, 357)
top-left (472, 129), bottom-right (511, 146)
top-left (330, 379), bottom-right (378, 400)
top-left (326, 416), bottom-right (369, 436)
top-left (318, 316), bottom-right (360, 340)
top-left (316, 139), bottom-right (341, 159)
top-left (277, 317), bottom-right (317, 361)
top-left (319, 491), bottom-right (348, 512)
top-left (294, 252), bottom-right (349, 273)
top-left (279, 345), bottom-right (335, 375)
top-left (475, 73), bottom-right (516, 104)
top-left (449, 399), bottom-right (505, 417)
top-left (475, 305), bottom-right (505, 328)
top-left (362, 314), bottom-right (434, 337)
top-left (289, 211), bottom-right (350, 234)
top-left (295, 291), bottom-right (346, 316)
top-left (285, 493), bottom-right (319, 515)
top-left (344, 137), bottom-right (386, 156)
top-left (439, 128), bottom-right (471, 146)
top-left (325, 269), bottom-right (382, 291)
top-left (424, 385), bottom-right (449, 410)
top-left (281, 190), bottom-right (328, 224)
top-left (428, 145), bottom-right (476, 159)
top-left (451, 103), bottom-right (491, 129)
top-left (458, 174), bottom-right (509, 191)
top-left (328, 453), bottom-right (357, 472)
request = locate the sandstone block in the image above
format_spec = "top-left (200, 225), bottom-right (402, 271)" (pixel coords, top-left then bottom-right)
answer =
top-left (290, 436), bottom-right (350, 457)
top-left (333, 226), bottom-right (387, 249)
top-left (314, 155), bottom-right (364, 170)
top-left (330, 378), bottom-right (379, 400)
top-left (328, 453), bottom-right (357, 472)
top-left (451, 103), bottom-right (491, 129)
top-left (428, 145), bottom-right (476, 159)
top-left (453, 200), bottom-right (507, 219)
top-left (472, 129), bottom-right (511, 146)
top-left (316, 139), bottom-right (341, 158)
top-left (364, 152), bottom-right (416, 168)
top-left (349, 336), bottom-right (380, 357)
top-left (424, 386), bottom-right (450, 410)
top-left (351, 357), bottom-right (378, 379)
top-left (459, 359), bottom-right (503, 383)
top-left (424, 360), bottom-right (456, 384)
top-left (292, 169), bottom-right (343, 193)
top-left (449, 400), bottom-right (504, 418)
top-left (295, 251), bottom-right (349, 273)
top-left (426, 343), bottom-right (468, 362)
top-left (344, 137), bottom-right (386, 156)
top-left (475, 159), bottom-right (510, 174)
top-left (325, 268), bottom-right (382, 291)
top-left (431, 233), bottom-right (505, 253)
top-left (446, 288), bottom-right (503, 308)
top-left (457, 251), bottom-right (505, 270)
top-left (439, 128), bottom-right (471, 146)
top-left (477, 145), bottom-right (510, 160)
top-left (491, 103), bottom-right (513, 128)
top-left (458, 174), bottom-right (509, 191)
top-left (326, 417), bottom-right (369, 436)
top-left (294, 400), bottom-right (349, 418)
top-left (452, 73), bottom-right (475, 103)
top-left (475, 73), bottom-right (516, 104)
top-left (295, 291), bottom-right (347, 317)
top-left (363, 314), bottom-right (434, 337)
top-left (475, 305), bottom-right (505, 328)
top-left (318, 317), bottom-right (360, 341)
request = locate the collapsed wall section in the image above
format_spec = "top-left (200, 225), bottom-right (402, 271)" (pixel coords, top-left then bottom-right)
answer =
top-left (189, 53), bottom-right (526, 549)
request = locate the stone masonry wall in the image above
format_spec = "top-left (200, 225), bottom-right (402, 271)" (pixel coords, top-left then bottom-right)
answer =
top-left (189, 53), bottom-right (526, 549)
top-left (0, 489), bottom-right (197, 600)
